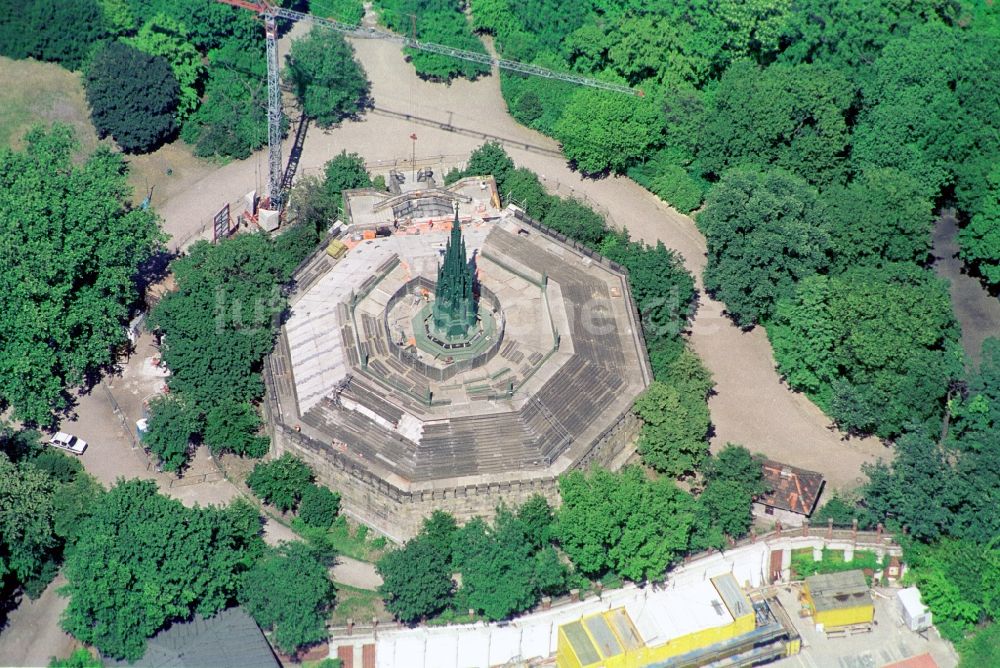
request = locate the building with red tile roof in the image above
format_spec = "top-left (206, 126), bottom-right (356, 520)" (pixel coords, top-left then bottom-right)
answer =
top-left (752, 459), bottom-right (825, 526)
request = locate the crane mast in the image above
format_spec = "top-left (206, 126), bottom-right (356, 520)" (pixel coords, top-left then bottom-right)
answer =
top-left (216, 0), bottom-right (640, 211)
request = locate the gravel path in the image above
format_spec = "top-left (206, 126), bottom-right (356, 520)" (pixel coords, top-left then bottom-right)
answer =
top-left (932, 209), bottom-right (1000, 366)
top-left (154, 26), bottom-right (887, 491)
top-left (0, 575), bottom-right (76, 667)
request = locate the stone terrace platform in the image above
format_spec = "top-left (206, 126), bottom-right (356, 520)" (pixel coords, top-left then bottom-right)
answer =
top-left (268, 192), bottom-right (651, 537)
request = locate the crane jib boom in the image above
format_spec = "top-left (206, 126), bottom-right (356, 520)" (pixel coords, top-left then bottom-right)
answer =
top-left (214, 0), bottom-right (640, 209)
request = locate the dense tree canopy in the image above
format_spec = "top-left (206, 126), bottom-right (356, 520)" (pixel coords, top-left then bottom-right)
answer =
top-left (375, 0), bottom-right (489, 80)
top-left (697, 61), bottom-right (854, 185)
top-left (124, 13), bottom-right (204, 121)
top-left (0, 0), bottom-right (109, 70)
top-left (698, 168), bottom-right (828, 328)
top-left (61, 480), bottom-right (263, 660)
top-left (633, 381), bottom-right (710, 476)
top-left (180, 41), bottom-right (272, 160)
top-left (377, 532), bottom-right (454, 623)
top-left (556, 467), bottom-right (696, 581)
top-left (958, 166), bottom-right (1000, 289)
top-left (85, 41), bottom-right (180, 153)
top-left (148, 233), bottom-right (290, 466)
top-left (287, 26), bottom-right (370, 128)
top-left (769, 263), bottom-right (961, 437)
top-left (0, 126), bottom-right (162, 426)
top-left (239, 541), bottom-right (336, 655)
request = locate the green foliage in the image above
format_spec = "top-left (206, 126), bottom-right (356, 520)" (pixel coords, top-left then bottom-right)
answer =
top-left (633, 381), bottom-right (711, 476)
top-left (598, 233), bottom-right (696, 341)
top-left (452, 514), bottom-right (540, 620)
top-left (49, 649), bottom-right (102, 668)
top-left (376, 0), bottom-right (489, 81)
top-left (181, 42), bottom-right (271, 160)
top-left (852, 22), bottom-right (968, 199)
top-left (125, 14), bottom-right (204, 121)
top-left (239, 541), bottom-right (336, 655)
top-left (0, 125), bottom-right (162, 426)
top-left (554, 90), bottom-right (664, 174)
top-left (541, 198), bottom-right (607, 246)
top-left (145, 395), bottom-right (196, 472)
top-left (148, 232), bottom-right (293, 466)
top-left (647, 165), bottom-right (705, 214)
top-left (778, 0), bottom-right (959, 70)
top-left (692, 444), bottom-right (766, 544)
top-left (959, 623), bottom-right (1000, 668)
top-left (556, 467), bottom-right (696, 581)
top-left (29, 449), bottom-right (84, 484)
top-left (0, 0), bottom-right (109, 70)
top-left (203, 400), bottom-right (269, 459)
top-left (769, 264), bottom-right (961, 437)
top-left (61, 480), bottom-right (263, 660)
top-left (51, 473), bottom-right (104, 546)
top-left (287, 27), bottom-right (370, 128)
top-left (246, 454), bottom-right (314, 512)
top-left (466, 142), bottom-right (515, 188)
top-left (323, 151), bottom-right (373, 210)
top-left (298, 484), bottom-right (341, 528)
top-left (902, 538), bottom-right (1000, 642)
top-left (697, 61), bottom-right (854, 186)
top-left (287, 174), bottom-right (340, 240)
top-left (811, 491), bottom-right (871, 529)
top-left (819, 168), bottom-right (935, 272)
top-left (85, 41), bottom-right (179, 153)
top-left (861, 339), bottom-right (1000, 543)
top-left (958, 165), bottom-right (1000, 289)
top-left (310, 0), bottom-right (365, 24)
top-left (698, 168), bottom-right (829, 328)
top-left (378, 499), bottom-right (566, 624)
top-left (0, 452), bottom-right (57, 590)
top-left (790, 547), bottom-right (880, 579)
top-left (377, 534), bottom-right (454, 623)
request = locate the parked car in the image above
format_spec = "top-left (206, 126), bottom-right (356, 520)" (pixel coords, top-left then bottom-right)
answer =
top-left (48, 431), bottom-right (87, 455)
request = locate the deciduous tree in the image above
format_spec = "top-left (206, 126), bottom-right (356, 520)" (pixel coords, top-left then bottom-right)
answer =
top-left (697, 168), bottom-right (828, 327)
top-left (246, 454), bottom-right (314, 512)
top-left (556, 467), bottom-right (695, 581)
top-left (85, 41), bottom-right (179, 153)
top-left (239, 541), bottom-right (336, 655)
top-left (287, 26), bottom-right (370, 128)
top-left (61, 480), bottom-right (263, 660)
top-left (0, 126), bottom-right (162, 426)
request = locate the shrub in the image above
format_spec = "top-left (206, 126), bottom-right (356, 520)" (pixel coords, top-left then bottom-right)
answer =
top-left (298, 483), bottom-right (341, 528)
top-left (85, 41), bottom-right (179, 153)
top-left (246, 454), bottom-right (313, 512)
top-left (650, 165), bottom-right (705, 213)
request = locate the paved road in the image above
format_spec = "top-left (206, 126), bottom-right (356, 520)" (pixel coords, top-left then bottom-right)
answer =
top-left (153, 24), bottom-right (885, 490)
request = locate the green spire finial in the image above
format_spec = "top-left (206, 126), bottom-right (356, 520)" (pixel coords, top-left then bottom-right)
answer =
top-left (432, 202), bottom-right (477, 340)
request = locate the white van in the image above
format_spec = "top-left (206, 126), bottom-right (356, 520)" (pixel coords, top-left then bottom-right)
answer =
top-left (48, 432), bottom-right (87, 455)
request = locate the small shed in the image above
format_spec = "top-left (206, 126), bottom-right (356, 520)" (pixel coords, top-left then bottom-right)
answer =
top-left (803, 570), bottom-right (874, 630)
top-left (897, 587), bottom-right (933, 632)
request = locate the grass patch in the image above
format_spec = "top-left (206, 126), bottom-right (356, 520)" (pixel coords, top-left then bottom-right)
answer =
top-left (292, 515), bottom-right (390, 563)
top-left (0, 56), bottom-right (98, 152)
top-left (791, 547), bottom-right (881, 580)
top-left (331, 583), bottom-right (391, 624)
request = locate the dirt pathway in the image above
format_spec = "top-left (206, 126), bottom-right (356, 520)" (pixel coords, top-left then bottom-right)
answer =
top-left (932, 209), bottom-right (1000, 366)
top-left (0, 575), bottom-right (76, 667)
top-left (154, 29), bottom-right (886, 491)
